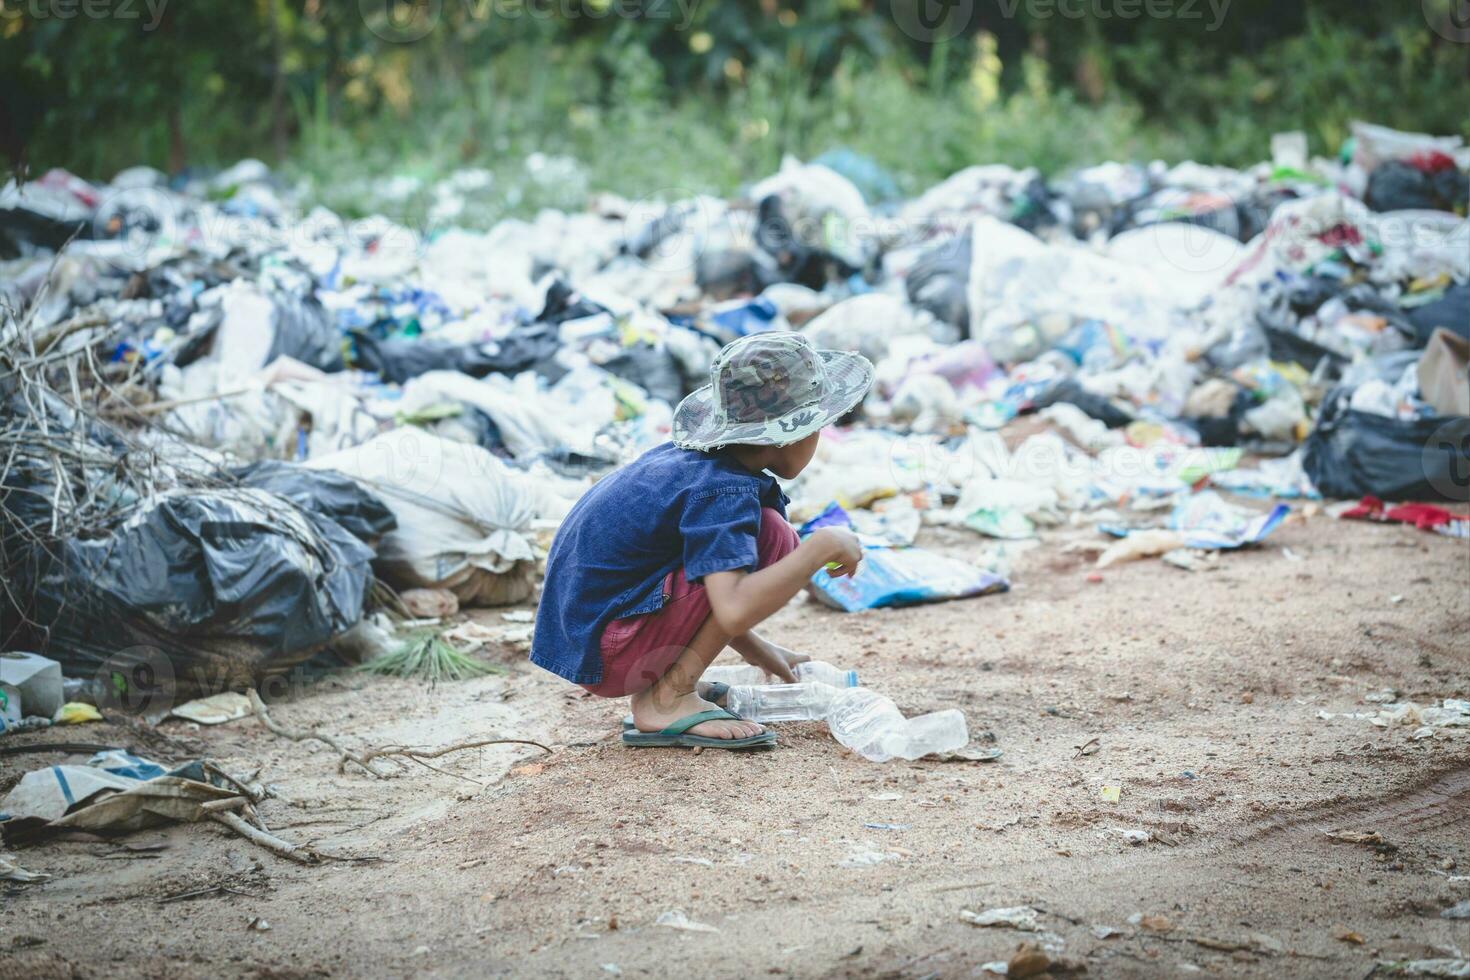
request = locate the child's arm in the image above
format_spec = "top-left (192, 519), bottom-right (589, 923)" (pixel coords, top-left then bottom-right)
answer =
top-left (703, 527), bottom-right (863, 639)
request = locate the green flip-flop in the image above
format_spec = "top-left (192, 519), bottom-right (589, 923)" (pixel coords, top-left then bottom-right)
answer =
top-left (621, 683), bottom-right (730, 730)
top-left (621, 707), bottom-right (776, 750)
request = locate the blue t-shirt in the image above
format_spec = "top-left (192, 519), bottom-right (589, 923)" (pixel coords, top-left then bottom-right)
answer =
top-left (531, 442), bottom-right (788, 685)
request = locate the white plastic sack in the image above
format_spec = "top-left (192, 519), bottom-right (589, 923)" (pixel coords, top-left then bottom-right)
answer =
top-left (801, 293), bottom-right (922, 364)
top-left (1105, 222), bottom-right (1246, 307)
top-left (308, 428), bottom-right (546, 605)
top-left (396, 371), bottom-right (591, 461)
top-left (749, 157), bottom-right (872, 269)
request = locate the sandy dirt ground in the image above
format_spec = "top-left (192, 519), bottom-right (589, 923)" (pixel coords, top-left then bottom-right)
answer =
top-left (3, 506), bottom-right (1468, 979)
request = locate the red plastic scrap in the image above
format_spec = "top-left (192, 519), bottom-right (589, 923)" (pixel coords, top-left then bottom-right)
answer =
top-left (1341, 494), bottom-right (1470, 532)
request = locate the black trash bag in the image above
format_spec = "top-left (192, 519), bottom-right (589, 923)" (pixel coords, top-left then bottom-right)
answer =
top-left (1181, 390), bottom-right (1255, 447)
top-left (232, 460), bottom-right (397, 545)
top-left (1030, 378), bottom-right (1135, 428)
top-left (14, 490), bottom-right (376, 700)
top-left (1365, 161), bottom-right (1470, 214)
top-left (263, 291), bottom-right (344, 372)
top-left (755, 195), bottom-right (856, 289)
top-left (906, 233), bottom-right (971, 335)
top-left (1009, 176), bottom-right (1065, 234)
top-left (1303, 388), bottom-right (1470, 502)
top-left (350, 323), bottom-right (560, 385)
top-left (1406, 284), bottom-right (1470, 346)
top-left (697, 248), bottom-right (777, 301)
top-left (1264, 326), bottom-right (1349, 374)
top-left (537, 278), bottom-right (608, 326)
top-left (601, 344), bottom-right (684, 404)
top-left (0, 206), bottom-right (92, 258)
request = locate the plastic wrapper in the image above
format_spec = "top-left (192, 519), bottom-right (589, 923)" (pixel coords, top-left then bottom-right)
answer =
top-left (809, 547), bottom-right (1009, 612)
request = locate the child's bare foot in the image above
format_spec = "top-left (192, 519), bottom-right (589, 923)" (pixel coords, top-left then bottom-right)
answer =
top-left (630, 687), bottom-right (764, 739)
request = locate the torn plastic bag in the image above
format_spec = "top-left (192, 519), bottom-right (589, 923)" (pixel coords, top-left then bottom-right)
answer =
top-left (906, 234), bottom-right (972, 334)
top-left (1031, 378), bottom-right (1135, 428)
top-left (232, 460), bottom-right (397, 545)
top-left (1364, 160), bottom-right (1469, 214)
top-left (809, 547), bottom-right (1009, 612)
top-left (1418, 329), bottom-right (1470, 418)
top-left (349, 322), bottom-right (559, 384)
top-left (396, 370), bottom-right (588, 461)
top-left (187, 280), bottom-right (343, 377)
top-left (601, 343), bottom-right (685, 404)
top-left (14, 488), bottom-right (374, 700)
top-left (1405, 285), bottom-right (1470, 346)
top-left (308, 429), bottom-right (547, 606)
top-left (1303, 386), bottom-right (1470, 503)
top-left (0, 754), bottom-right (236, 840)
top-left (1163, 491), bottom-right (1290, 549)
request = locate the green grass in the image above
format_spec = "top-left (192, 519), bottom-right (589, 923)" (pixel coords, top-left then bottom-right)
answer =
top-left (356, 630), bottom-right (503, 684)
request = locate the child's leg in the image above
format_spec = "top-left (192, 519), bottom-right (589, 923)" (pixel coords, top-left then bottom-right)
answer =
top-left (629, 613), bottom-right (762, 738)
top-left (628, 509), bottom-right (798, 737)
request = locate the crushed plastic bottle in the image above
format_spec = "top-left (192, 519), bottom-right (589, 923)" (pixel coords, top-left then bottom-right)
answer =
top-left (724, 682), bottom-right (839, 723)
top-left (826, 687), bottom-right (968, 762)
top-left (703, 660), bottom-right (859, 688)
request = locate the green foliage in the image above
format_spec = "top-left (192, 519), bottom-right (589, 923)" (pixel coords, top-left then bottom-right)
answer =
top-left (3, 0), bottom-right (1466, 219)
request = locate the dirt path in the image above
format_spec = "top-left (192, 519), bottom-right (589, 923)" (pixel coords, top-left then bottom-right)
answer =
top-left (4, 511), bottom-right (1468, 979)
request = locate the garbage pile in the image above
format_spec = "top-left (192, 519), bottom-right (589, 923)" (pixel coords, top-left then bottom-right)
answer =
top-left (2, 120), bottom-right (1467, 702)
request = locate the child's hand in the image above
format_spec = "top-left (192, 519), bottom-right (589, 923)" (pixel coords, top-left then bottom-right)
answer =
top-left (813, 526), bottom-right (863, 578)
top-left (736, 636), bottom-right (811, 683)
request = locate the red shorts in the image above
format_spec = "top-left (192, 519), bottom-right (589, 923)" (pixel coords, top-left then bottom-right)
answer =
top-left (582, 507), bottom-right (799, 698)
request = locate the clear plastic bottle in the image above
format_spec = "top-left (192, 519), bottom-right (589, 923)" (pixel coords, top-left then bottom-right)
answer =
top-left (724, 682), bottom-right (839, 723)
top-left (826, 688), bottom-right (969, 762)
top-left (703, 660), bottom-right (859, 688)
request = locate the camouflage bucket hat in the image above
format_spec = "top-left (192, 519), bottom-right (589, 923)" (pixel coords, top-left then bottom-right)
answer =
top-left (672, 332), bottom-right (874, 451)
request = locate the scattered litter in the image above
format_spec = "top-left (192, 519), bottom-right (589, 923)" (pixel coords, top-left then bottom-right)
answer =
top-left (808, 545), bottom-right (1008, 612)
top-left (52, 702), bottom-right (102, 725)
top-left (1334, 926), bottom-right (1367, 945)
top-left (863, 822), bottom-right (909, 831)
top-left (960, 906), bottom-right (1041, 931)
top-left (0, 854), bottom-right (51, 883)
top-left (1128, 912), bottom-right (1174, 933)
top-left (1371, 960), bottom-right (1470, 978)
top-left (1008, 943), bottom-right (1086, 977)
top-left (840, 850), bottom-right (893, 868)
top-left (1441, 900), bottom-right (1470, 920)
top-left (171, 692), bottom-right (252, 726)
top-left (1099, 785), bottom-right (1122, 803)
top-left (654, 909), bottom-right (720, 933)
top-left (670, 855), bottom-right (715, 867)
